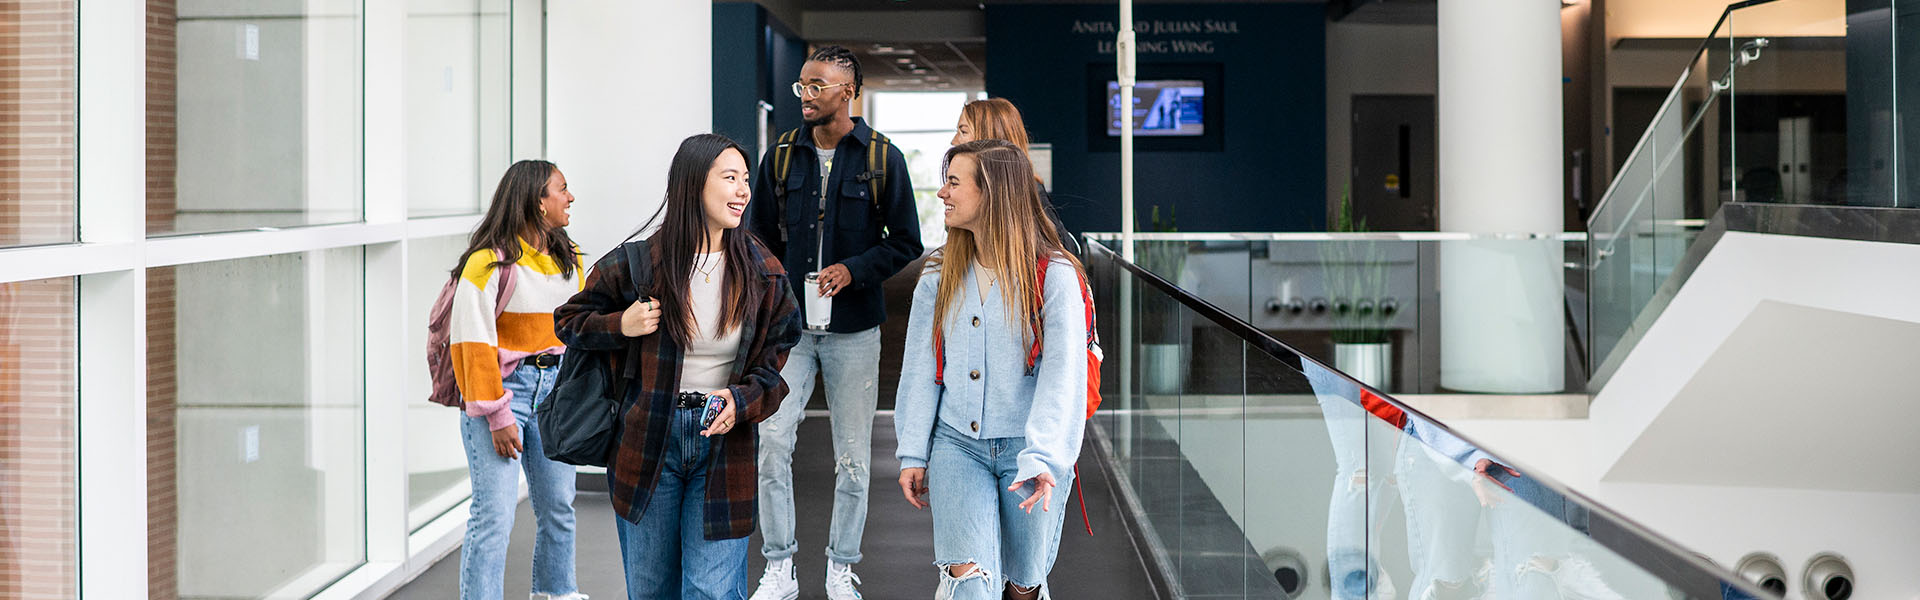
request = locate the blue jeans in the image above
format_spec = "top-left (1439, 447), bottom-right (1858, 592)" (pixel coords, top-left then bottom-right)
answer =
top-left (756, 327), bottom-right (881, 564)
top-left (460, 359), bottom-right (578, 600)
top-left (927, 423), bottom-right (1072, 598)
top-left (614, 406), bottom-right (751, 599)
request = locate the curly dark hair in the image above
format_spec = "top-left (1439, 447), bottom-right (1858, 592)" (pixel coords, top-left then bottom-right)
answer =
top-left (808, 45), bottom-right (862, 98)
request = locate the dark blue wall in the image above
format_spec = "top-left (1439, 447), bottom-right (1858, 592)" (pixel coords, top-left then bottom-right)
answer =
top-left (985, 4), bottom-right (1327, 234)
top-left (712, 3), bottom-right (807, 171)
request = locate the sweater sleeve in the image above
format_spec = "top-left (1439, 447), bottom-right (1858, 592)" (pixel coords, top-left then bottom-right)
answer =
top-left (1014, 258), bottom-right (1090, 484)
top-left (451, 249), bottom-right (516, 431)
top-left (893, 267), bottom-right (943, 471)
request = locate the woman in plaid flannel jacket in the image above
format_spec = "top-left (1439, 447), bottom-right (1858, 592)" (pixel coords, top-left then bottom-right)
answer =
top-left (554, 134), bottom-right (801, 598)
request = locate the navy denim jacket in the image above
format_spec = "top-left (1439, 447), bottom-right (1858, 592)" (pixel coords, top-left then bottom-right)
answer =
top-left (747, 117), bottom-right (923, 333)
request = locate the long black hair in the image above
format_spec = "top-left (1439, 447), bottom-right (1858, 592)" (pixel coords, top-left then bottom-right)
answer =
top-left (640, 134), bottom-right (758, 344)
top-left (452, 159), bottom-right (581, 280)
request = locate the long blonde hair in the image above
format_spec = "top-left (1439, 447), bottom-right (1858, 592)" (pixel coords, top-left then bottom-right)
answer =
top-left (929, 139), bottom-right (1083, 349)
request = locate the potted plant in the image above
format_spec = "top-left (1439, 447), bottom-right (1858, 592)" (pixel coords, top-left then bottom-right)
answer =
top-left (1136, 204), bottom-right (1189, 394)
top-left (1322, 189), bottom-right (1393, 389)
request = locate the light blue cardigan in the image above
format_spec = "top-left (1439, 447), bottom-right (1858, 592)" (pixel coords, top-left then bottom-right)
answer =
top-left (894, 256), bottom-right (1090, 484)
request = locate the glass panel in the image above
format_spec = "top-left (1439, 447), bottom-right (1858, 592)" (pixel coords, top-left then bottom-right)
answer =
top-left (0, 277), bottom-right (78, 596)
top-left (407, 0), bottom-right (512, 218)
top-left (147, 248), bottom-right (366, 599)
top-left (0, 2), bottom-right (76, 247)
top-left (149, 1), bottom-right (364, 236)
top-left (1727, 0), bottom-right (1853, 205)
top-left (866, 91), bottom-right (971, 252)
top-left (407, 234), bottom-right (473, 530)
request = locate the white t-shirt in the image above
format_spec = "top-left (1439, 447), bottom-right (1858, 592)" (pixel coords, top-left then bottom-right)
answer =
top-left (679, 252), bottom-right (743, 392)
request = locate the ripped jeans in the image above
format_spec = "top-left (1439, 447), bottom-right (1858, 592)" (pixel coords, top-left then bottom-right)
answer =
top-left (927, 423), bottom-right (1072, 599)
top-left (756, 327), bottom-right (881, 565)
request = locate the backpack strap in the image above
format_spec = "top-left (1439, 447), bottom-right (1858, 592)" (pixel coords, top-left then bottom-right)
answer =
top-left (1024, 257), bottom-right (1049, 377)
top-left (866, 131), bottom-right (890, 216)
top-left (771, 128), bottom-right (802, 242)
top-left (619, 240), bottom-right (653, 380)
top-left (492, 246), bottom-right (518, 318)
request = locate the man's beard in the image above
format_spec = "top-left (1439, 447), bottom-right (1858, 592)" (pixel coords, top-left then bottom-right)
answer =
top-left (803, 111), bottom-right (831, 127)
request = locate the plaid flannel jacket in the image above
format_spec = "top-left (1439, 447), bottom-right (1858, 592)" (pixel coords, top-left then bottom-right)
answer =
top-left (553, 237), bottom-right (801, 540)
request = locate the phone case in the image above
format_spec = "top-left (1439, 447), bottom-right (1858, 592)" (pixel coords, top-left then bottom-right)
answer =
top-left (700, 394), bottom-right (726, 429)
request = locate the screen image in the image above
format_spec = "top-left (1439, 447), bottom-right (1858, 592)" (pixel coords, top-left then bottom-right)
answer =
top-left (1107, 80), bottom-right (1205, 137)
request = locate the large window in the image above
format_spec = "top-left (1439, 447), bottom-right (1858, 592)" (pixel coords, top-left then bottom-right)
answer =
top-left (146, 249), bottom-right (367, 599)
top-left (149, 1), bottom-right (364, 236)
top-left (407, 0), bottom-right (512, 218)
top-left (406, 235), bottom-right (475, 530)
top-left (0, 277), bottom-right (77, 597)
top-left (0, 2), bottom-right (77, 247)
top-left (867, 91), bottom-right (975, 252)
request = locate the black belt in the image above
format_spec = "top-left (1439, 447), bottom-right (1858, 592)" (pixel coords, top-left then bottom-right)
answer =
top-left (527, 354), bottom-right (561, 368)
top-left (676, 391), bottom-right (711, 409)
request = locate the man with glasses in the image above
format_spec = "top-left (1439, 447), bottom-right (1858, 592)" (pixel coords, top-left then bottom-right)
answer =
top-left (746, 44), bottom-right (921, 600)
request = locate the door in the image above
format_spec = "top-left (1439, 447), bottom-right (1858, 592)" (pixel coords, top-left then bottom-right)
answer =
top-left (1349, 95), bottom-right (1437, 231)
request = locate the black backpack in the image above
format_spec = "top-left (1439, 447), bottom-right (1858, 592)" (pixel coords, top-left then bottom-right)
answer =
top-left (769, 127), bottom-right (891, 242)
top-left (538, 239), bottom-right (651, 467)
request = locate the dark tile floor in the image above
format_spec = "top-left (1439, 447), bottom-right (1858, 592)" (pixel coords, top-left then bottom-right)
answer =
top-left (388, 414), bottom-right (1161, 599)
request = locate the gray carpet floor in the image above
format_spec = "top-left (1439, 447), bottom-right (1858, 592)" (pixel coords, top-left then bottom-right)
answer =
top-left (387, 414), bottom-right (1159, 599)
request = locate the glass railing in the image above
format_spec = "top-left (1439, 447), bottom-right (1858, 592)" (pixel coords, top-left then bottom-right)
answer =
top-left (1084, 239), bottom-right (1765, 599)
top-left (1087, 232), bottom-right (1588, 395)
top-left (1586, 0), bottom-right (1869, 387)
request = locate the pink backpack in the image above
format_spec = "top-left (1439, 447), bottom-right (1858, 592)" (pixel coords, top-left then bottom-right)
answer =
top-left (425, 251), bottom-right (517, 407)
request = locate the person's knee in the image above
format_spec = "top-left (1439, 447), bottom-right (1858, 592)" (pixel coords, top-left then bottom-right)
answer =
top-left (1004, 581), bottom-right (1042, 600)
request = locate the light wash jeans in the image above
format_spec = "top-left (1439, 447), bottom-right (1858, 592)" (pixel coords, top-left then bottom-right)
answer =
top-left (1315, 392), bottom-right (1400, 600)
top-left (1397, 439), bottom-right (1485, 599)
top-left (614, 405), bottom-right (751, 600)
top-left (756, 327), bottom-right (881, 564)
top-left (927, 423), bottom-right (1072, 599)
top-left (460, 359), bottom-right (579, 600)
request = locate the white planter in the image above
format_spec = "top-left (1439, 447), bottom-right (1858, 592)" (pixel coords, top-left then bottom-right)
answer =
top-left (1334, 342), bottom-right (1392, 390)
top-left (1142, 343), bottom-right (1189, 395)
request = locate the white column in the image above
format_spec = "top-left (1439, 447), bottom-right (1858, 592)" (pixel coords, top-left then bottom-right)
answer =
top-left (76, 1), bottom-right (148, 598)
top-left (1437, 0), bottom-right (1565, 393)
top-left (546, 0), bottom-right (713, 259)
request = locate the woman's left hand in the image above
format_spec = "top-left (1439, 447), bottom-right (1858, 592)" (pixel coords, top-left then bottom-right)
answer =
top-left (700, 389), bottom-right (738, 437)
top-left (1010, 472), bottom-right (1057, 514)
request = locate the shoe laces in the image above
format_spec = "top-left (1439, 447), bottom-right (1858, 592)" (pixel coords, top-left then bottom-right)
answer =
top-left (757, 561), bottom-right (793, 589)
top-left (826, 564), bottom-right (862, 597)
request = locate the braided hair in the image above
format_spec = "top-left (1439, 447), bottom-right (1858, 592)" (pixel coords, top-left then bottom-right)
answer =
top-left (809, 45), bottom-right (863, 98)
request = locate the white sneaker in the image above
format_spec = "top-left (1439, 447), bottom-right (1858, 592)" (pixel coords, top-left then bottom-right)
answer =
top-left (531, 594), bottom-right (589, 600)
top-left (750, 557), bottom-right (799, 600)
top-left (825, 560), bottom-right (863, 600)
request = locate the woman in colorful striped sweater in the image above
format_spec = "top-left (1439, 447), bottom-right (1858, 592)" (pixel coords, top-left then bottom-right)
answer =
top-left (449, 159), bottom-right (589, 600)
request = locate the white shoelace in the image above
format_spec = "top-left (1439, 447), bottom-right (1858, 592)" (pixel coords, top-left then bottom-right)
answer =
top-left (756, 562), bottom-right (792, 590)
top-left (826, 565), bottom-right (862, 598)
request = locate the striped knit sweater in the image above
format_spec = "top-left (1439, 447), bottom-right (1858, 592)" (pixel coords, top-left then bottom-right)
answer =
top-left (451, 238), bottom-right (584, 430)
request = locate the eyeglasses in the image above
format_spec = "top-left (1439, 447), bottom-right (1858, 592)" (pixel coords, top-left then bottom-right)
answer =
top-left (791, 81), bottom-right (852, 99)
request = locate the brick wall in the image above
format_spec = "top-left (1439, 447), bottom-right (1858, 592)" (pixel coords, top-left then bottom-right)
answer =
top-left (0, 278), bottom-right (77, 599)
top-left (146, 1), bottom-right (180, 598)
top-left (0, 0), bottom-right (79, 597)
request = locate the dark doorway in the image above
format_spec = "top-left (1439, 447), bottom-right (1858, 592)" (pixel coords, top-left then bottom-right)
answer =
top-left (1349, 95), bottom-right (1436, 231)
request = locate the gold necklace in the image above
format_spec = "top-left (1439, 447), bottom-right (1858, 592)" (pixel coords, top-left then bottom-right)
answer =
top-left (695, 255), bottom-right (719, 283)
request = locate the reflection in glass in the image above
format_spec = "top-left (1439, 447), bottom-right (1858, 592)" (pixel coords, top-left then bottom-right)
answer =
top-left (408, 235), bottom-right (475, 530)
top-left (407, 0), bottom-right (511, 218)
top-left (0, 2), bottom-right (76, 248)
top-left (149, 1), bottom-right (363, 236)
top-left (147, 248), bottom-right (366, 599)
top-left (0, 277), bottom-right (77, 596)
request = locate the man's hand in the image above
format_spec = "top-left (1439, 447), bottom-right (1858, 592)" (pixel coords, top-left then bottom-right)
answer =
top-left (817, 264), bottom-right (853, 297)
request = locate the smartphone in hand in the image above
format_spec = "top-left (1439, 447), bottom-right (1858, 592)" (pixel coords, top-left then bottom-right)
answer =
top-left (699, 394), bottom-right (726, 429)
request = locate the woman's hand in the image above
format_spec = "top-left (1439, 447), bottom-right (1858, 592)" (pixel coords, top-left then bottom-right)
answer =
top-left (621, 297), bottom-right (661, 337)
top-left (1011, 472), bottom-right (1058, 514)
top-left (699, 388), bottom-right (737, 437)
top-left (1470, 458), bottom-right (1520, 507)
top-left (899, 468), bottom-right (930, 509)
top-left (492, 423), bottom-right (523, 459)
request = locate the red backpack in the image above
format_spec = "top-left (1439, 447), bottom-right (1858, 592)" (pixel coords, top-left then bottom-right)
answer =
top-left (933, 255), bottom-right (1103, 533)
top-left (425, 250), bottom-right (517, 407)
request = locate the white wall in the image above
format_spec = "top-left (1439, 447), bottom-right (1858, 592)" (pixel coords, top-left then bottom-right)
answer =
top-left (546, 0), bottom-right (714, 260)
top-left (1324, 23), bottom-right (1438, 221)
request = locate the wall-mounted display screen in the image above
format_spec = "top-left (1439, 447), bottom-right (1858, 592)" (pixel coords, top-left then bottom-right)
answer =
top-left (1106, 80), bottom-right (1206, 137)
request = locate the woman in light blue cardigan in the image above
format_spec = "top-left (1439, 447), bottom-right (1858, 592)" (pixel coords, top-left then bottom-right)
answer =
top-left (894, 139), bottom-right (1090, 600)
